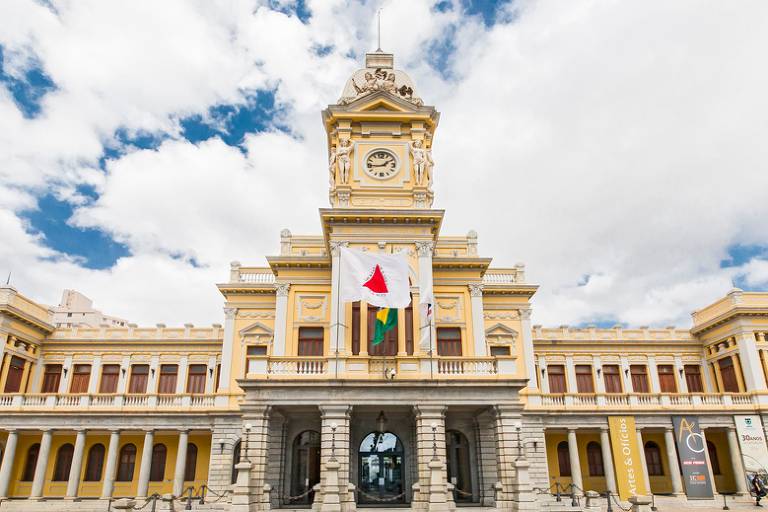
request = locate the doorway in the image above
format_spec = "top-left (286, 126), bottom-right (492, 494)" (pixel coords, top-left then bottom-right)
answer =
top-left (446, 430), bottom-right (474, 502)
top-left (290, 430), bottom-right (321, 506)
top-left (358, 431), bottom-right (406, 505)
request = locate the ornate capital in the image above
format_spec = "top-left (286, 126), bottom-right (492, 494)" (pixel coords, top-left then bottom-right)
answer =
top-left (275, 283), bottom-right (291, 297)
top-left (468, 283), bottom-right (484, 297)
top-left (415, 241), bottom-right (435, 257)
top-left (224, 307), bottom-right (237, 320)
top-left (519, 308), bottom-right (532, 321)
top-left (329, 241), bottom-right (349, 257)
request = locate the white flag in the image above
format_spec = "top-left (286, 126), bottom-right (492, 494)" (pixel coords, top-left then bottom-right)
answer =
top-left (339, 247), bottom-right (411, 308)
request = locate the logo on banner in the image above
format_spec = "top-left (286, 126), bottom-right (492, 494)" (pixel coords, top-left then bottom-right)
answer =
top-left (672, 416), bottom-right (714, 499)
top-left (677, 418), bottom-right (706, 453)
top-left (362, 264), bottom-right (389, 295)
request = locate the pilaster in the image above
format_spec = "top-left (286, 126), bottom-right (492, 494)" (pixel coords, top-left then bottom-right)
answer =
top-left (318, 405), bottom-right (354, 512)
top-left (273, 284), bottom-right (291, 356)
top-left (468, 284), bottom-right (487, 357)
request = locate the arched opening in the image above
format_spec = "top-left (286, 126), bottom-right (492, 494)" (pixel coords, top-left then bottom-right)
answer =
top-left (53, 443), bottom-right (74, 481)
top-left (557, 441), bottom-right (571, 477)
top-left (289, 430), bottom-right (321, 506)
top-left (184, 443), bottom-right (198, 482)
top-left (446, 430), bottom-right (474, 502)
top-left (707, 441), bottom-right (722, 475)
top-left (22, 444), bottom-right (40, 481)
top-left (358, 431), bottom-right (405, 505)
top-left (117, 444), bottom-right (137, 482)
top-left (84, 443), bottom-right (106, 481)
top-left (586, 441), bottom-right (604, 476)
top-left (644, 442), bottom-right (664, 476)
top-left (231, 441), bottom-right (241, 485)
top-left (149, 444), bottom-right (167, 482)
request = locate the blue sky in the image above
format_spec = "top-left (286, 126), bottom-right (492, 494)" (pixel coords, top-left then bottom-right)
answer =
top-left (1, 0), bottom-right (767, 326)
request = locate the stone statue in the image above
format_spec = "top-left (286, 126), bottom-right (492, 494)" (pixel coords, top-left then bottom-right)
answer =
top-left (409, 140), bottom-right (434, 186)
top-left (329, 139), bottom-right (353, 186)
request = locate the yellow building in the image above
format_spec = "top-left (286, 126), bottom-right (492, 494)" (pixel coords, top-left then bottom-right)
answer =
top-left (0, 50), bottom-right (767, 512)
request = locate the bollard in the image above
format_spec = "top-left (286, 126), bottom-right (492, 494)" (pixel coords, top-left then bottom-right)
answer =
top-left (571, 485), bottom-right (578, 507)
top-left (186, 486), bottom-right (193, 510)
top-left (555, 483), bottom-right (561, 502)
top-left (722, 493), bottom-right (729, 510)
top-left (605, 491), bottom-right (613, 512)
top-left (651, 493), bottom-right (657, 512)
top-left (150, 494), bottom-right (157, 512)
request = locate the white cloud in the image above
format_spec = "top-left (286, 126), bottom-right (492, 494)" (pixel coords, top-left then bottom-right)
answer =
top-left (1, 0), bottom-right (768, 328)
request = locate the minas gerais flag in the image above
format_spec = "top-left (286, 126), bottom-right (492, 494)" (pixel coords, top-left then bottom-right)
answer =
top-left (338, 247), bottom-right (411, 344)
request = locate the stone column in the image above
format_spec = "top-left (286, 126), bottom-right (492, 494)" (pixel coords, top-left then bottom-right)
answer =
top-left (136, 430), bottom-right (155, 498)
top-left (0, 429), bottom-right (18, 498)
top-left (726, 427), bottom-right (748, 495)
top-left (663, 428), bottom-right (684, 495)
top-left (567, 429), bottom-right (583, 494)
top-left (87, 357), bottom-right (102, 394)
top-left (599, 427), bottom-right (617, 496)
top-left (173, 430), bottom-right (189, 496)
top-left (675, 356), bottom-right (689, 394)
top-left (416, 241), bottom-right (435, 355)
top-left (318, 405), bottom-right (354, 512)
top-left (736, 331), bottom-right (768, 395)
top-left (65, 429), bottom-right (87, 498)
top-left (635, 428), bottom-right (651, 495)
top-left (273, 283), bottom-right (291, 356)
top-left (242, 406), bottom-right (273, 512)
top-left (218, 307), bottom-right (237, 394)
top-left (30, 429), bottom-right (53, 499)
top-left (699, 429), bottom-right (718, 495)
top-left (468, 284), bottom-right (487, 357)
top-left (519, 309), bottom-right (538, 398)
top-left (329, 242), bottom-right (349, 377)
top-left (492, 405), bottom-right (524, 511)
top-left (101, 430), bottom-right (121, 499)
top-left (175, 357), bottom-right (189, 395)
top-left (414, 405), bottom-right (446, 510)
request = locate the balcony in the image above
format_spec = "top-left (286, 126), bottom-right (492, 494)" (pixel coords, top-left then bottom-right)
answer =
top-left (245, 355), bottom-right (516, 380)
top-left (0, 393), bottom-right (220, 412)
top-left (528, 391), bottom-right (757, 411)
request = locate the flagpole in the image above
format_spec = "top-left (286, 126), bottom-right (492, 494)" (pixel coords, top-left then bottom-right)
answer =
top-left (334, 248), bottom-right (342, 380)
top-left (428, 307), bottom-right (434, 380)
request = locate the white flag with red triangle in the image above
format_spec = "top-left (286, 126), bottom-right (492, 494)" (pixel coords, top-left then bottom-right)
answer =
top-left (339, 247), bottom-right (411, 308)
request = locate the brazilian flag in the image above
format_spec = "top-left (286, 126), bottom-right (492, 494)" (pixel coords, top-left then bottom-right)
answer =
top-left (373, 307), bottom-right (397, 345)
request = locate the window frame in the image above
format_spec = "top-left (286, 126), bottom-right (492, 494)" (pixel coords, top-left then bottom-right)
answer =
top-left (298, 326), bottom-right (325, 357)
top-left (630, 365), bottom-right (649, 393)
top-left (575, 364), bottom-right (595, 393)
top-left (436, 327), bottom-right (462, 357)
top-left (99, 364), bottom-right (120, 394)
top-left (547, 365), bottom-right (567, 394)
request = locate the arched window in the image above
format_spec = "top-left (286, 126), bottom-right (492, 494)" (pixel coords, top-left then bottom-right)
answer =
top-left (230, 441), bottom-right (241, 485)
top-left (53, 443), bottom-right (74, 481)
top-left (586, 442), bottom-right (604, 476)
top-left (358, 431), bottom-right (405, 505)
top-left (557, 441), bottom-right (571, 477)
top-left (184, 443), bottom-right (198, 481)
top-left (149, 444), bottom-right (167, 482)
top-left (21, 444), bottom-right (40, 481)
top-left (644, 442), bottom-right (664, 476)
top-left (290, 431), bottom-right (321, 505)
top-left (117, 444), bottom-right (137, 482)
top-left (84, 443), bottom-right (105, 481)
top-left (707, 441), bottom-right (721, 475)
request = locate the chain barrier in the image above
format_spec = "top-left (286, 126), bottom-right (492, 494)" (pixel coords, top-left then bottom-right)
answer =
top-left (200, 484), bottom-right (233, 504)
top-left (281, 487), bottom-right (316, 503)
top-left (607, 491), bottom-right (632, 512)
top-left (356, 488), bottom-right (406, 502)
top-left (452, 487), bottom-right (473, 497)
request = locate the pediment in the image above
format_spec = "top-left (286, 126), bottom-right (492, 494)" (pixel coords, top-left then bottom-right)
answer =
top-left (239, 322), bottom-right (274, 337)
top-left (345, 91), bottom-right (418, 113)
top-left (486, 323), bottom-right (519, 338)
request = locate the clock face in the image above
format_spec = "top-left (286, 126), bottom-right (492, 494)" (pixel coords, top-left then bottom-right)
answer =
top-left (364, 149), bottom-right (399, 179)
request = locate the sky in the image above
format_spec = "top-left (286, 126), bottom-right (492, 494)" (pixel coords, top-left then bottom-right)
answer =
top-left (1, 0), bottom-right (768, 328)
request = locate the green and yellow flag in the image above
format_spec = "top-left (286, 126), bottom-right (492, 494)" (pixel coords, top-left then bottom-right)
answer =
top-left (373, 307), bottom-right (397, 345)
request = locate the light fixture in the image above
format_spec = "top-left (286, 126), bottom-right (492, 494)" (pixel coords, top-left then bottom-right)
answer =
top-left (209, 367), bottom-right (214, 377)
top-left (377, 411), bottom-right (388, 433)
top-left (150, 368), bottom-right (155, 377)
top-left (121, 367), bottom-right (126, 377)
top-left (597, 368), bottom-right (602, 377)
top-left (219, 441), bottom-right (225, 453)
top-left (62, 367), bottom-right (68, 376)
top-left (624, 368), bottom-right (630, 377)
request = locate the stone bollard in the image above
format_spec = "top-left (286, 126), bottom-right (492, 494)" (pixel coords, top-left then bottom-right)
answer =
top-left (427, 459), bottom-right (450, 512)
top-left (628, 495), bottom-right (652, 512)
top-left (262, 483), bottom-right (272, 511)
top-left (584, 490), bottom-right (601, 510)
top-left (231, 460), bottom-right (253, 512)
top-left (321, 459), bottom-right (342, 512)
top-left (111, 498), bottom-right (137, 510)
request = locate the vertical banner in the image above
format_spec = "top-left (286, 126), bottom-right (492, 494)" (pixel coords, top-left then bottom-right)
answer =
top-left (672, 416), bottom-right (714, 499)
top-left (734, 415), bottom-right (768, 473)
top-left (608, 416), bottom-right (647, 501)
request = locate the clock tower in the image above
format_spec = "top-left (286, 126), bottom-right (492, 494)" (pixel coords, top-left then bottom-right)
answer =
top-left (323, 51), bottom-right (440, 209)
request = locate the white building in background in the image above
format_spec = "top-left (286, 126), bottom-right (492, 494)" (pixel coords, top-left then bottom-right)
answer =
top-left (50, 289), bottom-right (128, 328)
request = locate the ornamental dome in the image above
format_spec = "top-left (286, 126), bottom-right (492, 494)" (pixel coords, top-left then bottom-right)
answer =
top-left (338, 51), bottom-right (423, 106)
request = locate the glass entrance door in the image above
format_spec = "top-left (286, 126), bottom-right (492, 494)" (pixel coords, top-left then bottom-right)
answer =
top-left (358, 432), bottom-right (405, 504)
top-left (290, 430), bottom-right (321, 506)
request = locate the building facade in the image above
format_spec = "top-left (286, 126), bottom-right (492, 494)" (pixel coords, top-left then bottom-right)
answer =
top-left (0, 51), bottom-right (767, 512)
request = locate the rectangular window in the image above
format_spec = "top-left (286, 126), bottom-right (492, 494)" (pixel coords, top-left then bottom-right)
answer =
top-left (719, 357), bottom-right (740, 392)
top-left (157, 364), bottom-right (178, 394)
top-left (351, 302), bottom-right (361, 355)
top-left (298, 327), bottom-right (324, 356)
top-left (603, 365), bottom-right (622, 393)
top-left (630, 365), bottom-right (649, 393)
top-left (436, 327), bottom-right (462, 356)
top-left (128, 364), bottom-right (149, 394)
top-left (684, 365), bottom-right (703, 392)
top-left (42, 364), bottom-right (62, 393)
top-left (3, 356), bottom-right (25, 393)
top-left (548, 365), bottom-right (567, 393)
top-left (490, 346), bottom-right (510, 357)
top-left (367, 308), bottom-right (398, 356)
top-left (214, 364), bottom-right (221, 391)
top-left (99, 364), bottom-right (120, 393)
top-left (575, 365), bottom-right (594, 393)
top-left (186, 364), bottom-right (207, 394)
top-left (246, 346), bottom-right (267, 356)
top-left (657, 365), bottom-right (677, 393)
top-left (69, 364), bottom-right (91, 393)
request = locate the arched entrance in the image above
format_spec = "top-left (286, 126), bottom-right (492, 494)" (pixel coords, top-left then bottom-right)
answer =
top-left (290, 430), bottom-right (321, 506)
top-left (446, 430), bottom-right (474, 502)
top-left (358, 431), bottom-right (405, 505)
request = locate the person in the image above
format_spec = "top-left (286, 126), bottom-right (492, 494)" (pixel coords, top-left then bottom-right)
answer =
top-left (752, 473), bottom-right (767, 506)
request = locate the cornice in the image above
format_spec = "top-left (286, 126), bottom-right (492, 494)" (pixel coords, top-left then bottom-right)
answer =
top-left (691, 307), bottom-right (768, 336)
top-left (0, 305), bottom-right (54, 334)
